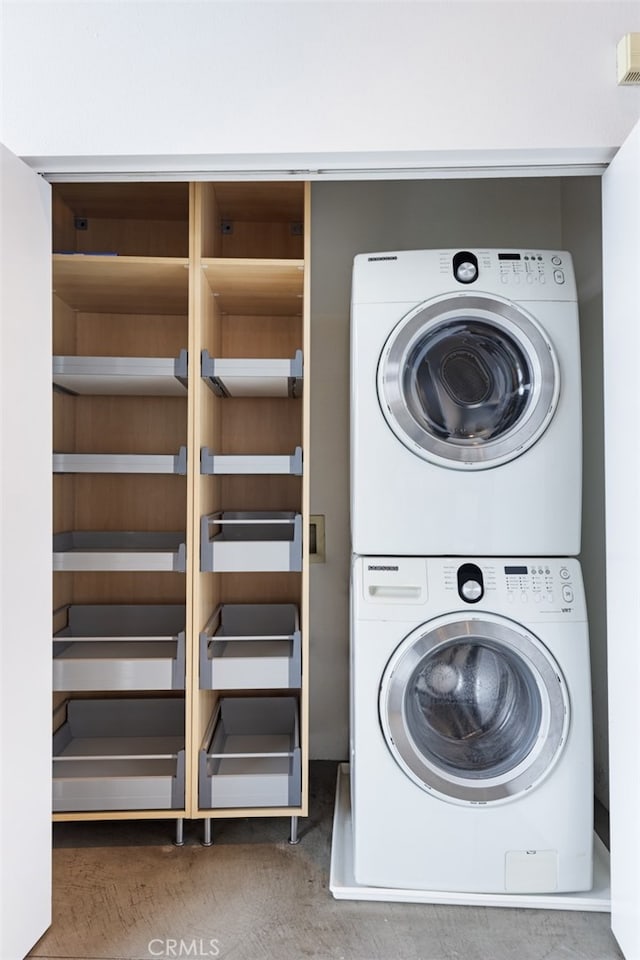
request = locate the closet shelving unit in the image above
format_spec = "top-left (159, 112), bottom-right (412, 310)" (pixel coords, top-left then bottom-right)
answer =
top-left (193, 182), bottom-right (309, 844)
top-left (51, 183), bottom-right (192, 828)
top-left (50, 180), bottom-right (310, 839)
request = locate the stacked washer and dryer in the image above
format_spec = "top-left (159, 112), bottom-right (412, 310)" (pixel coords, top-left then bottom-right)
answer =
top-left (349, 249), bottom-right (593, 895)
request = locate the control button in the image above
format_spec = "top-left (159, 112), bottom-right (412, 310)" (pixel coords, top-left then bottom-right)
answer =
top-left (534, 593), bottom-right (541, 603)
top-left (462, 579), bottom-right (482, 601)
top-left (527, 275), bottom-right (534, 283)
top-left (559, 567), bottom-right (570, 580)
top-left (521, 592), bottom-right (528, 602)
top-left (539, 275), bottom-right (546, 284)
top-left (551, 255), bottom-right (562, 265)
top-left (501, 275), bottom-right (509, 283)
top-left (554, 270), bottom-right (565, 284)
top-left (456, 261), bottom-right (477, 283)
top-left (562, 585), bottom-right (574, 603)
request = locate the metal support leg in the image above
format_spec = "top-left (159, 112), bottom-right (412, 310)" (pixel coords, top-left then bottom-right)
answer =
top-left (201, 818), bottom-right (213, 847)
top-left (288, 815), bottom-right (300, 845)
top-left (174, 818), bottom-right (185, 847)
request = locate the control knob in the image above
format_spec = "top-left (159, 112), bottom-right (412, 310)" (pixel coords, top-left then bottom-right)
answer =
top-left (461, 579), bottom-right (483, 601)
top-left (456, 261), bottom-right (477, 283)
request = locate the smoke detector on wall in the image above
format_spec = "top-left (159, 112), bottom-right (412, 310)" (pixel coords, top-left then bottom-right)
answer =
top-left (617, 33), bottom-right (640, 85)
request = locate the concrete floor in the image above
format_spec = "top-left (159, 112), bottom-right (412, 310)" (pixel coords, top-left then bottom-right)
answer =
top-left (30, 762), bottom-right (624, 960)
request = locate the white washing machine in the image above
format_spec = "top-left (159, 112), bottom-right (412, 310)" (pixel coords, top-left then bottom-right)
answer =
top-left (350, 249), bottom-right (582, 556)
top-left (350, 555), bottom-right (593, 893)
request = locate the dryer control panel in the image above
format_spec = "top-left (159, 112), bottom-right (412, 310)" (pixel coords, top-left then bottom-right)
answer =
top-left (351, 248), bottom-right (577, 304)
top-left (441, 249), bottom-right (574, 291)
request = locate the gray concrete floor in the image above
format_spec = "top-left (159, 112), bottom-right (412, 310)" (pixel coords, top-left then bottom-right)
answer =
top-left (29, 762), bottom-right (623, 960)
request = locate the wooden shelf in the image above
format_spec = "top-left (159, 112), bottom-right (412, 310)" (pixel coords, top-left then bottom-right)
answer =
top-left (201, 259), bottom-right (304, 315)
top-left (53, 255), bottom-right (189, 314)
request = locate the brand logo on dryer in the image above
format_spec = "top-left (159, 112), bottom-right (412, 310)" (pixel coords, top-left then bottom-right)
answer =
top-left (367, 564), bottom-right (399, 571)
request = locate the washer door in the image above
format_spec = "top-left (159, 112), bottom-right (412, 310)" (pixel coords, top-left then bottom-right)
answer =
top-left (379, 615), bottom-right (569, 803)
top-left (377, 294), bottom-right (559, 469)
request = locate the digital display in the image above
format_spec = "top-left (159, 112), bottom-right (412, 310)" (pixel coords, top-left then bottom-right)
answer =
top-left (498, 253), bottom-right (521, 261)
top-left (505, 565), bottom-right (528, 575)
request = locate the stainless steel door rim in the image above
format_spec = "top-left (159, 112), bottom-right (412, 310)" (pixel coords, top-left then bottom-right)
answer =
top-left (377, 293), bottom-right (559, 469)
top-left (379, 614), bottom-right (569, 804)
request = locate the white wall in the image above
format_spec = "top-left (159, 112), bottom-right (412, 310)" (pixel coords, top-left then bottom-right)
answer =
top-left (0, 146), bottom-right (52, 960)
top-left (561, 177), bottom-right (608, 807)
top-left (1, 1), bottom-right (639, 170)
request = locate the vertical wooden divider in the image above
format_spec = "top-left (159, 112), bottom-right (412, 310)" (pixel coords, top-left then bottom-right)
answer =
top-left (190, 183), bottom-right (223, 816)
top-left (300, 182), bottom-right (311, 817)
top-left (185, 182), bottom-right (198, 817)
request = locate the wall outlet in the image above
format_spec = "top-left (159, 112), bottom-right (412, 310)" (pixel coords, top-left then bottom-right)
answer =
top-left (309, 515), bottom-right (326, 563)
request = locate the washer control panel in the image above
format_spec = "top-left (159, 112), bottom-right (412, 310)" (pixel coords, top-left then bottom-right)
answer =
top-left (355, 557), bottom-right (586, 622)
top-left (441, 558), bottom-right (586, 620)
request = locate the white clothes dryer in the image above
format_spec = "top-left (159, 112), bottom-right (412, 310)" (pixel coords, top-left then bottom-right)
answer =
top-left (350, 249), bottom-right (582, 556)
top-left (350, 555), bottom-right (593, 893)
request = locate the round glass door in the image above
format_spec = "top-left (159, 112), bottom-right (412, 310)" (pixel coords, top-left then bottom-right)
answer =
top-left (377, 294), bottom-right (559, 469)
top-left (379, 615), bottom-right (569, 803)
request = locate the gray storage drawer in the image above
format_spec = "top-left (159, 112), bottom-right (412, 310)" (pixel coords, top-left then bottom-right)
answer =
top-left (201, 349), bottom-right (303, 399)
top-left (53, 604), bottom-right (186, 691)
top-left (200, 446), bottom-right (302, 476)
top-left (199, 697), bottom-right (301, 809)
top-left (53, 446), bottom-right (187, 475)
top-left (52, 350), bottom-right (188, 396)
top-left (200, 512), bottom-right (302, 572)
top-left (53, 531), bottom-right (187, 572)
top-left (199, 604), bottom-right (301, 690)
top-left (53, 698), bottom-right (185, 812)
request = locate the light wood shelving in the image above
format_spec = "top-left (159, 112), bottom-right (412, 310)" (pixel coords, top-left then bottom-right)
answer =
top-left (51, 179), bottom-right (310, 835)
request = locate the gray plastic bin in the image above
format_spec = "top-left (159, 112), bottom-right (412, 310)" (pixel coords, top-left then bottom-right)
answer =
top-left (200, 446), bottom-right (302, 476)
top-left (201, 349), bottom-right (303, 398)
top-left (53, 446), bottom-right (187, 475)
top-left (52, 350), bottom-right (188, 396)
top-left (200, 512), bottom-right (302, 572)
top-left (53, 531), bottom-right (187, 572)
top-left (199, 697), bottom-right (301, 809)
top-left (53, 604), bottom-right (186, 691)
top-left (199, 604), bottom-right (301, 690)
top-left (53, 697), bottom-right (186, 812)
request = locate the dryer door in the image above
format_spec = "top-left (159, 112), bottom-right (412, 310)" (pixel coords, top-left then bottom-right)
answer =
top-left (377, 294), bottom-right (559, 469)
top-left (379, 614), bottom-right (569, 803)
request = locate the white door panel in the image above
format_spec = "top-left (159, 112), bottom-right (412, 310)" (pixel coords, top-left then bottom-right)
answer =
top-left (602, 117), bottom-right (640, 960)
top-left (0, 144), bottom-right (52, 959)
